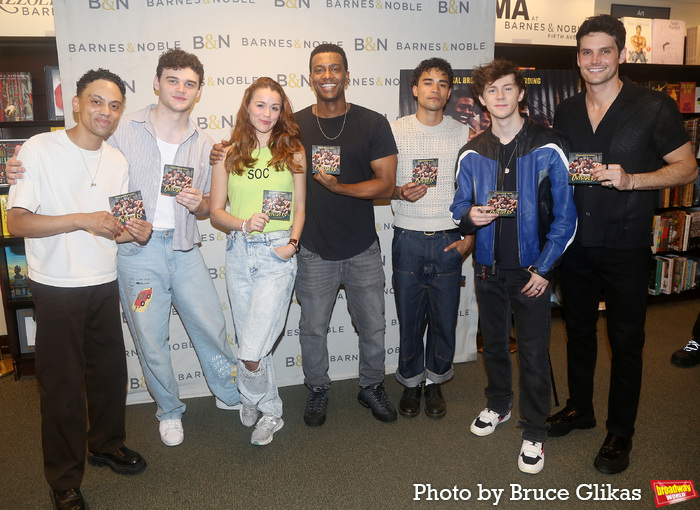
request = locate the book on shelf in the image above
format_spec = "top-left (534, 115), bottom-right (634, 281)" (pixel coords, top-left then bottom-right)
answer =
top-left (657, 256), bottom-right (674, 294)
top-left (621, 17), bottom-right (653, 64)
top-left (686, 25), bottom-right (700, 65)
top-left (0, 72), bottom-right (33, 122)
top-left (679, 83), bottom-right (696, 113)
top-left (686, 255), bottom-right (700, 288)
top-left (651, 19), bottom-right (686, 65)
top-left (649, 256), bottom-right (664, 295)
top-left (653, 208), bottom-right (700, 253)
top-left (685, 209), bottom-right (700, 251)
top-left (0, 194), bottom-right (8, 237)
top-left (5, 244), bottom-right (31, 299)
top-left (661, 210), bottom-right (687, 252)
top-left (0, 139), bottom-right (25, 185)
top-left (666, 254), bottom-right (687, 293)
top-left (666, 83), bottom-right (680, 105)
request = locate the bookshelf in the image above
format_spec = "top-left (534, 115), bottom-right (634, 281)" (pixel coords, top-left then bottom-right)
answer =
top-left (0, 36), bottom-right (62, 379)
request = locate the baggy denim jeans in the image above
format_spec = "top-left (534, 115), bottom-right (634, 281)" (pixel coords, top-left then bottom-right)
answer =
top-left (474, 263), bottom-right (552, 443)
top-left (392, 227), bottom-right (462, 387)
top-left (296, 240), bottom-right (386, 389)
top-left (226, 230), bottom-right (296, 418)
top-left (118, 230), bottom-right (240, 421)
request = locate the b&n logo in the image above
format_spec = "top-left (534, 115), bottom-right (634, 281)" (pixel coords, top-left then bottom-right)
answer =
top-left (650, 480), bottom-right (697, 507)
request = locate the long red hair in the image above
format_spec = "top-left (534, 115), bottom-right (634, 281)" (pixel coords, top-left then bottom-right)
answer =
top-left (225, 77), bottom-right (303, 176)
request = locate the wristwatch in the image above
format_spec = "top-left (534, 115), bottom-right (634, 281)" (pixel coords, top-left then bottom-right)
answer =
top-left (289, 238), bottom-right (300, 254)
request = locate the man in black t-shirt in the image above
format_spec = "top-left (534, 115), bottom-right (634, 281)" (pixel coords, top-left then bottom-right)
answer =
top-left (295, 44), bottom-right (398, 427)
top-left (548, 14), bottom-right (697, 475)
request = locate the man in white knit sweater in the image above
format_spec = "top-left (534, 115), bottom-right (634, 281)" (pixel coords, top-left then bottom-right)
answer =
top-left (390, 58), bottom-right (472, 419)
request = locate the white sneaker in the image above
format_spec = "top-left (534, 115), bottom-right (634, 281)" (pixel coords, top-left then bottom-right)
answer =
top-left (251, 414), bottom-right (284, 446)
top-left (215, 397), bottom-right (241, 411)
top-left (240, 404), bottom-right (260, 428)
top-left (519, 440), bottom-right (545, 474)
top-left (470, 408), bottom-right (511, 436)
top-left (159, 418), bottom-right (184, 447)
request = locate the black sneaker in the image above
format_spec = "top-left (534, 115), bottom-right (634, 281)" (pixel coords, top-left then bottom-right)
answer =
top-left (671, 339), bottom-right (700, 367)
top-left (304, 387), bottom-right (328, 427)
top-left (358, 383), bottom-right (397, 422)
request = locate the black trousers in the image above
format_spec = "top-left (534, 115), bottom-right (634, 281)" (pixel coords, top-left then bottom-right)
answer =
top-left (474, 264), bottom-right (552, 443)
top-left (559, 242), bottom-right (651, 439)
top-left (32, 279), bottom-right (127, 490)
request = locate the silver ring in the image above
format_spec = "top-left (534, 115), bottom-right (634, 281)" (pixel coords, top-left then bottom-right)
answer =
top-left (607, 182), bottom-right (614, 189)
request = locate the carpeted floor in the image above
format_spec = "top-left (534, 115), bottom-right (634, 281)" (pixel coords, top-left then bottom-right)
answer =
top-left (1, 300), bottom-right (698, 509)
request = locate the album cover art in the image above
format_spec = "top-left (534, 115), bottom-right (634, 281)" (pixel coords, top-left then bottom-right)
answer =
top-left (411, 158), bottom-right (438, 187)
top-left (109, 190), bottom-right (146, 224)
top-left (262, 190), bottom-right (292, 221)
top-left (311, 145), bottom-right (340, 175)
top-left (568, 153), bottom-right (603, 184)
top-left (487, 191), bottom-right (518, 217)
top-left (161, 164), bottom-right (193, 195)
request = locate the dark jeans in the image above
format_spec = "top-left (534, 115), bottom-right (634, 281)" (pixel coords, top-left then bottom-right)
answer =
top-left (559, 242), bottom-right (651, 439)
top-left (32, 279), bottom-right (127, 490)
top-left (475, 264), bottom-right (552, 443)
top-left (392, 227), bottom-right (462, 387)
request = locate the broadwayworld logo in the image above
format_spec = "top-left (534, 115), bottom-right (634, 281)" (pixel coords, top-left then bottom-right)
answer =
top-left (650, 480), bottom-right (698, 508)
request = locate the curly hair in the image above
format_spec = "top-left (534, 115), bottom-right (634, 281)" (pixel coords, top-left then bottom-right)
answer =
top-left (156, 48), bottom-right (204, 86)
top-left (470, 59), bottom-right (527, 110)
top-left (225, 77), bottom-right (303, 176)
top-left (76, 68), bottom-right (126, 98)
top-left (576, 14), bottom-right (626, 53)
top-left (410, 57), bottom-right (454, 90)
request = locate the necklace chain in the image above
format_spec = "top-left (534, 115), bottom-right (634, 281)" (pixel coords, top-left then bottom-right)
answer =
top-left (78, 144), bottom-right (103, 187)
top-left (504, 141), bottom-right (517, 174)
top-left (315, 103), bottom-right (349, 141)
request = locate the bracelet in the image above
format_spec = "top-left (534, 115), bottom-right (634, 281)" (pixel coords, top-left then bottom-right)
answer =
top-left (289, 238), bottom-right (300, 254)
top-left (631, 174), bottom-right (636, 191)
top-left (241, 219), bottom-right (249, 235)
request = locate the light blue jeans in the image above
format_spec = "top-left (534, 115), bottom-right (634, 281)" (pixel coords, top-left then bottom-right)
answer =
top-left (118, 230), bottom-right (240, 421)
top-left (226, 230), bottom-right (296, 418)
top-left (296, 240), bottom-right (386, 389)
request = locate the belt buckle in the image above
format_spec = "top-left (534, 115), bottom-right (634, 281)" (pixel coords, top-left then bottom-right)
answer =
top-left (423, 231), bottom-right (437, 236)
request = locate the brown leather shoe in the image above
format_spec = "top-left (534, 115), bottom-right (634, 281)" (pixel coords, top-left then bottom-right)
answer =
top-left (51, 488), bottom-right (88, 510)
top-left (546, 406), bottom-right (596, 437)
top-left (398, 385), bottom-right (421, 417)
top-left (594, 433), bottom-right (632, 474)
top-left (424, 383), bottom-right (446, 419)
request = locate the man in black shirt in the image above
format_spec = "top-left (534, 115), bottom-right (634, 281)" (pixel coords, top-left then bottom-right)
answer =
top-left (295, 44), bottom-right (398, 426)
top-left (548, 14), bottom-right (697, 475)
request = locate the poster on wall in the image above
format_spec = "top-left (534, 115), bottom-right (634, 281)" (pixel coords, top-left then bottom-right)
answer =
top-left (399, 68), bottom-right (579, 135)
top-left (496, 0), bottom-right (595, 46)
